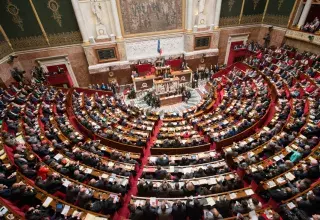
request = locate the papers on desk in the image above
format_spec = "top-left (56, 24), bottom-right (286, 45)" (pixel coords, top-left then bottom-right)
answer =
top-left (247, 151), bottom-right (255, 158)
top-left (267, 181), bottom-right (276, 188)
top-left (291, 144), bottom-right (298, 150)
top-left (299, 134), bottom-right (307, 140)
top-left (263, 127), bottom-right (270, 131)
top-left (0, 206), bottom-right (8, 216)
top-left (192, 180), bottom-right (200, 186)
top-left (62, 178), bottom-right (71, 187)
top-left (150, 197), bottom-right (157, 207)
top-left (285, 172), bottom-right (295, 181)
top-left (84, 168), bottom-right (93, 174)
top-left (208, 178), bottom-right (217, 185)
top-left (54, 153), bottom-right (63, 161)
top-left (42, 197), bottom-right (53, 208)
top-left (199, 179), bottom-right (207, 185)
top-left (61, 205), bottom-right (70, 216)
top-left (229, 193), bottom-right (237, 199)
top-left (273, 155), bottom-right (281, 162)
top-left (276, 177), bottom-right (286, 184)
top-left (206, 197), bottom-right (215, 206)
top-left (245, 189), bottom-right (254, 196)
top-left (149, 157), bottom-right (157, 163)
top-left (101, 173), bottom-right (109, 179)
top-left (251, 167), bottom-right (257, 173)
top-left (16, 135), bottom-right (25, 144)
top-left (183, 167), bottom-right (192, 174)
top-left (121, 178), bottom-right (128, 186)
top-left (287, 202), bottom-right (296, 210)
top-left (309, 156), bottom-right (316, 161)
top-left (286, 146), bottom-right (293, 153)
top-left (84, 213), bottom-right (97, 220)
top-left (134, 199), bottom-right (146, 207)
top-left (249, 211), bottom-right (258, 220)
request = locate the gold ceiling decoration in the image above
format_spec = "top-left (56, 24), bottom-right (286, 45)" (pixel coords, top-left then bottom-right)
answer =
top-left (6, 0), bottom-right (24, 31)
top-left (47, 0), bottom-right (62, 27)
top-left (253, 0), bottom-right (260, 10)
top-left (228, 0), bottom-right (235, 12)
top-left (278, 0), bottom-right (284, 11)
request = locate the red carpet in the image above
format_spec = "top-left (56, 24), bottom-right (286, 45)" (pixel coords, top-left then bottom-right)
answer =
top-left (114, 120), bottom-right (163, 220)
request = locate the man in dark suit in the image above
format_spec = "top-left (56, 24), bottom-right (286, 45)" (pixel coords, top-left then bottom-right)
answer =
top-left (155, 166), bottom-right (168, 180)
top-left (269, 187), bottom-right (294, 202)
top-left (77, 188), bottom-right (93, 208)
top-left (156, 155), bottom-right (169, 166)
top-left (142, 201), bottom-right (158, 220)
top-left (172, 200), bottom-right (187, 220)
top-left (129, 204), bottom-right (144, 220)
top-left (307, 160), bottom-right (319, 179)
top-left (169, 183), bottom-right (184, 197)
top-left (66, 183), bottom-right (80, 203)
top-left (186, 199), bottom-right (203, 220)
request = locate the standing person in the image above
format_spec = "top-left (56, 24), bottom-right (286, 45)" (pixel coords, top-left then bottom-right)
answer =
top-left (158, 201), bottom-right (172, 220)
top-left (172, 200), bottom-right (187, 220)
top-left (187, 198), bottom-right (203, 220)
top-left (111, 83), bottom-right (116, 94)
top-left (193, 71), bottom-right (199, 88)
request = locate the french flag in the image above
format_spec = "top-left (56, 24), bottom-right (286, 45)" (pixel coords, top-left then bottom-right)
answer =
top-left (157, 39), bottom-right (162, 55)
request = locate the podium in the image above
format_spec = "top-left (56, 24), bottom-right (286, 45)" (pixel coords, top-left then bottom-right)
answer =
top-left (131, 67), bottom-right (193, 92)
top-left (154, 77), bottom-right (182, 106)
top-left (154, 77), bottom-right (180, 96)
top-left (155, 65), bottom-right (170, 76)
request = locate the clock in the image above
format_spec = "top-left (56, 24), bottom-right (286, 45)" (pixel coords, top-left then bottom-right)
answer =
top-left (200, 19), bottom-right (205, 24)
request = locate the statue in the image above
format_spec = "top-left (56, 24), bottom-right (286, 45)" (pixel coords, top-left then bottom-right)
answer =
top-left (198, 0), bottom-right (205, 14)
top-left (90, 0), bottom-right (109, 39)
top-left (263, 27), bottom-right (273, 48)
top-left (91, 0), bottom-right (103, 24)
top-left (197, 0), bottom-right (207, 28)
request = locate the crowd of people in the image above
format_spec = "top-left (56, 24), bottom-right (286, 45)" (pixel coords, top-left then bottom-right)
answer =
top-left (0, 38), bottom-right (319, 220)
top-left (129, 198), bottom-right (281, 220)
top-left (88, 82), bottom-right (119, 94)
top-left (301, 17), bottom-right (319, 33)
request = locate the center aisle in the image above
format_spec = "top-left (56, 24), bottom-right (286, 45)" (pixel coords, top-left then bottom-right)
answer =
top-left (115, 120), bottom-right (163, 220)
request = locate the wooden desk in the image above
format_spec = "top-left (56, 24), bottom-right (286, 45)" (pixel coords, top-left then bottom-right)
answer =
top-left (131, 186), bottom-right (254, 206)
top-left (151, 143), bottom-right (211, 155)
top-left (160, 95), bottom-right (182, 106)
top-left (172, 69), bottom-right (192, 85)
top-left (132, 75), bottom-right (155, 91)
top-left (154, 77), bottom-right (180, 96)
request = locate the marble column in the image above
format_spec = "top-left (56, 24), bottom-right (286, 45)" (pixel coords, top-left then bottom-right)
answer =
top-left (214, 0), bottom-right (222, 29)
top-left (292, 0), bottom-right (304, 26)
top-left (209, 0), bottom-right (217, 30)
top-left (297, 0), bottom-right (312, 28)
top-left (110, 0), bottom-right (123, 39)
top-left (187, 0), bottom-right (194, 31)
top-left (71, 0), bottom-right (89, 42)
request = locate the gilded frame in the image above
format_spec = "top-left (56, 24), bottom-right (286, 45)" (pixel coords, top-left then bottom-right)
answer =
top-left (116, 0), bottom-right (186, 38)
top-left (95, 46), bottom-right (119, 63)
top-left (194, 35), bottom-right (211, 50)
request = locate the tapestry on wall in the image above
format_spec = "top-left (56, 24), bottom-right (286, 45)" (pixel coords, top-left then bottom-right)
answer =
top-left (118, 0), bottom-right (183, 36)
